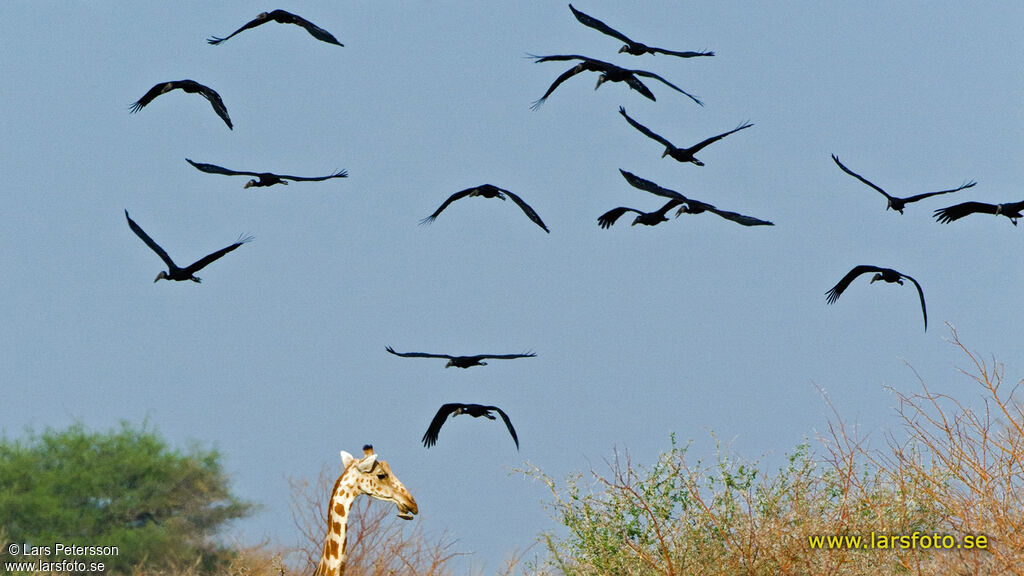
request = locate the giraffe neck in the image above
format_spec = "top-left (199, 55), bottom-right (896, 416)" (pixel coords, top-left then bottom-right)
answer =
top-left (314, 472), bottom-right (360, 576)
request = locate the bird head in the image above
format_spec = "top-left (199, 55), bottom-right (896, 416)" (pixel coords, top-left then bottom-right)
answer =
top-left (595, 75), bottom-right (608, 90)
top-left (631, 215), bottom-right (642, 226)
top-left (444, 359), bottom-right (454, 368)
top-left (154, 271), bottom-right (168, 283)
top-left (618, 45), bottom-right (630, 54)
top-left (243, 179), bottom-right (258, 189)
top-left (870, 273), bottom-right (883, 284)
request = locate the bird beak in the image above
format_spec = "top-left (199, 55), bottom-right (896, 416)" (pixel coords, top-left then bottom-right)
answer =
top-left (661, 149), bottom-right (670, 158)
top-left (153, 272), bottom-right (165, 283)
top-left (618, 46), bottom-right (628, 54)
top-left (244, 180), bottom-right (255, 189)
top-left (595, 77), bottom-right (605, 91)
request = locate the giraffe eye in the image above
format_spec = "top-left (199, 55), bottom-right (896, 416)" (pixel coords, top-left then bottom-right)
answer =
top-left (377, 472), bottom-right (388, 480)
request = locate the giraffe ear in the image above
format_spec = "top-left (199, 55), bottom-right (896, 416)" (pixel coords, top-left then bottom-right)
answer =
top-left (340, 450), bottom-right (355, 469)
top-left (356, 454), bottom-right (378, 472)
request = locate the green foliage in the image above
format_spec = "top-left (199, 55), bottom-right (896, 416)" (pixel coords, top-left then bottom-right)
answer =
top-left (0, 421), bottom-right (256, 575)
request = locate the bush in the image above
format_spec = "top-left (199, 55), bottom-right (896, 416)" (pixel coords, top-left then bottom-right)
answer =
top-left (523, 327), bottom-right (1023, 576)
top-left (0, 421), bottom-right (255, 575)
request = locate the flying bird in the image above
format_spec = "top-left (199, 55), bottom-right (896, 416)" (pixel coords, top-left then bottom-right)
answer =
top-left (620, 107), bottom-right (752, 166)
top-left (386, 347), bottom-right (536, 369)
top-left (831, 155), bottom-right (975, 214)
top-left (420, 184), bottom-right (549, 233)
top-left (125, 210), bottom-right (252, 283)
top-left (933, 200), bottom-right (1024, 225)
top-left (208, 10), bottom-right (343, 46)
top-left (619, 170), bottom-right (774, 226)
top-left (530, 54), bottom-right (702, 109)
top-left (130, 80), bottom-right (233, 129)
top-left (598, 199), bottom-right (683, 228)
top-left (422, 404), bottom-right (519, 450)
top-left (825, 266), bottom-right (927, 330)
top-left (185, 159), bottom-right (347, 188)
top-left (569, 4), bottom-right (713, 58)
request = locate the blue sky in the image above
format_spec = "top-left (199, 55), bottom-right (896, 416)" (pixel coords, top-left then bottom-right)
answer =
top-left (1, 1), bottom-right (1022, 571)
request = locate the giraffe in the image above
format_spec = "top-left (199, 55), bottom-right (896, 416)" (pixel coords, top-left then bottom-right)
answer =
top-left (314, 445), bottom-right (418, 576)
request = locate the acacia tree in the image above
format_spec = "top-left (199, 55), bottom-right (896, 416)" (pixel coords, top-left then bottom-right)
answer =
top-left (0, 421), bottom-right (255, 575)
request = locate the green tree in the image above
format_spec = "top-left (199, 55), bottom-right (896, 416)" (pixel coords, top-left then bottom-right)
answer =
top-left (0, 421), bottom-right (256, 575)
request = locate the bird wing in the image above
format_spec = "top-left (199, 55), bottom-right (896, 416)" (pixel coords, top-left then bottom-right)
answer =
top-left (530, 54), bottom-right (597, 64)
top-left (900, 273), bottom-right (928, 331)
top-left (825, 265), bottom-right (884, 304)
top-left (186, 158), bottom-right (261, 178)
top-left (902, 180), bottom-right (976, 204)
top-left (531, 65), bottom-right (588, 109)
top-left (385, 347), bottom-right (453, 360)
top-left (422, 404), bottom-right (461, 448)
top-left (705, 206), bottom-right (774, 227)
top-left (618, 107), bottom-right (674, 149)
top-left (568, 4), bottom-right (633, 44)
top-left (207, 13), bottom-right (272, 45)
top-left (831, 155), bottom-right (892, 201)
top-left (129, 83), bottom-right (169, 113)
top-left (181, 235), bottom-right (252, 276)
top-left (649, 47), bottom-right (715, 58)
top-left (125, 210), bottom-right (177, 270)
top-left (628, 69), bottom-right (703, 106)
top-left (598, 207), bottom-right (642, 228)
top-left (478, 352), bottom-right (537, 360)
top-left (193, 83), bottom-right (233, 129)
top-left (687, 122), bottom-right (754, 154)
top-left (287, 12), bottom-right (344, 46)
top-left (619, 169), bottom-right (686, 202)
top-left (487, 406), bottom-right (520, 450)
top-left (621, 75), bottom-right (657, 101)
top-left (501, 189), bottom-right (550, 233)
top-left (933, 201), bottom-right (999, 223)
top-left (272, 170), bottom-right (349, 182)
top-left (419, 188), bottom-right (477, 224)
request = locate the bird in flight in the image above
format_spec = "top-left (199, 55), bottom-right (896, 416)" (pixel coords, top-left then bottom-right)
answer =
top-left (125, 210), bottom-right (252, 283)
top-left (208, 10), bottom-right (343, 46)
top-left (422, 403), bottom-right (519, 450)
top-left (831, 155), bottom-right (975, 214)
top-left (598, 199), bottom-right (683, 228)
top-left (825, 266), bottom-right (927, 330)
top-left (420, 184), bottom-right (549, 233)
top-left (530, 55), bottom-right (702, 109)
top-left (619, 170), bottom-right (774, 226)
top-left (619, 107), bottom-right (752, 166)
top-left (386, 347), bottom-right (536, 369)
top-left (569, 4), bottom-right (713, 58)
top-left (130, 80), bottom-right (233, 129)
top-left (185, 159), bottom-right (347, 189)
top-left (933, 200), bottom-right (1024, 225)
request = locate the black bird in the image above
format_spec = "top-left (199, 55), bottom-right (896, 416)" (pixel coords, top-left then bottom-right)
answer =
top-left (386, 347), bottom-right (536, 369)
top-left (185, 159), bottom-right (347, 188)
top-left (825, 266), bottom-right (927, 330)
top-left (619, 170), bottom-right (774, 226)
top-left (420, 184), bottom-right (549, 233)
top-left (422, 404), bottom-right (519, 450)
top-left (831, 155), bottom-right (975, 214)
top-left (130, 80), bottom-right (233, 129)
top-left (598, 199), bottom-right (683, 228)
top-left (530, 54), bottom-right (702, 109)
top-left (208, 10), bottom-right (343, 46)
top-left (934, 200), bottom-right (1024, 225)
top-left (569, 4), bottom-right (713, 58)
top-left (620, 107), bottom-right (752, 166)
top-left (125, 210), bottom-right (252, 283)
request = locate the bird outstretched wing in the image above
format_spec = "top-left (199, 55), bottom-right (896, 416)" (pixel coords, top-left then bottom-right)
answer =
top-left (831, 155), bottom-right (893, 202)
top-left (419, 188), bottom-right (476, 224)
top-left (125, 210), bottom-right (177, 270)
top-left (628, 69), bottom-right (703, 106)
top-left (825, 265), bottom-right (884, 305)
top-left (386, 347), bottom-right (454, 360)
top-left (181, 235), bottom-right (253, 276)
top-left (421, 404), bottom-right (461, 448)
top-left (598, 207), bottom-right (642, 228)
top-left (619, 169), bottom-right (686, 202)
top-left (618, 107), bottom-right (674, 149)
top-left (933, 201), bottom-right (1000, 223)
top-left (186, 159), bottom-right (261, 177)
top-left (568, 4), bottom-right (633, 44)
top-left (688, 122), bottom-right (754, 154)
top-left (489, 406), bottom-right (520, 450)
top-left (902, 180), bottom-right (976, 203)
top-left (501, 189), bottom-right (550, 233)
top-left (901, 273), bottom-right (928, 331)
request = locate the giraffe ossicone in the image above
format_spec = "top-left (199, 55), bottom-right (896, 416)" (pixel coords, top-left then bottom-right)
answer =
top-left (314, 445), bottom-right (418, 576)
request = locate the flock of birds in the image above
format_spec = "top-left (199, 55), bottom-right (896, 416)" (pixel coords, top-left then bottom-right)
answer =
top-left (122, 6), bottom-right (1013, 454)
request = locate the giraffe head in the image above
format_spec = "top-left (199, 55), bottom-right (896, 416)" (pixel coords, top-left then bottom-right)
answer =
top-left (339, 445), bottom-right (418, 519)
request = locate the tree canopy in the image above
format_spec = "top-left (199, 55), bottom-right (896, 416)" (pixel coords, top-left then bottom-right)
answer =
top-left (0, 421), bottom-right (256, 574)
